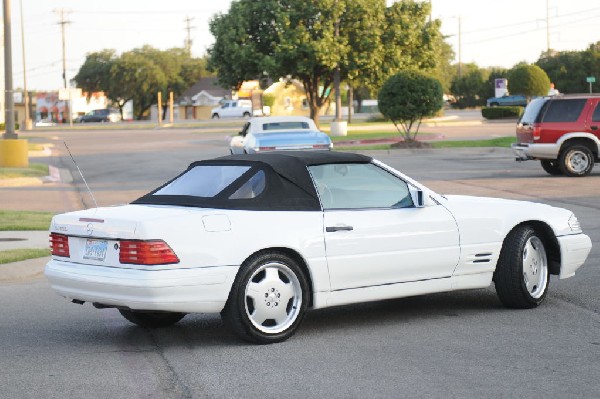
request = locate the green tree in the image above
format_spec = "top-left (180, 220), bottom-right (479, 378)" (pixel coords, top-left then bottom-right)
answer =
top-left (378, 70), bottom-right (443, 144)
top-left (450, 63), bottom-right (487, 108)
top-left (73, 49), bottom-right (118, 96)
top-left (507, 64), bottom-right (551, 99)
top-left (75, 46), bottom-right (205, 120)
top-left (207, 0), bottom-right (442, 127)
top-left (536, 42), bottom-right (600, 93)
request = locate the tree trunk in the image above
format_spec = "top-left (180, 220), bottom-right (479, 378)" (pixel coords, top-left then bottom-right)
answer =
top-left (347, 86), bottom-right (353, 124)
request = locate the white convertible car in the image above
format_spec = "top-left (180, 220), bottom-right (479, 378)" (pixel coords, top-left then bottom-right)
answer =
top-left (45, 152), bottom-right (592, 344)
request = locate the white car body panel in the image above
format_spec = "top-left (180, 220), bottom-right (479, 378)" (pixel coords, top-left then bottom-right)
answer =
top-left (323, 206), bottom-right (459, 291)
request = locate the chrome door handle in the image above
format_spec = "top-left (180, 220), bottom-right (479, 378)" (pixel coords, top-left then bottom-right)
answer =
top-left (326, 226), bottom-right (353, 232)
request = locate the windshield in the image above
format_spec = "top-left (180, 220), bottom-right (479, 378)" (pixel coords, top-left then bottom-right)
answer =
top-left (262, 121), bottom-right (310, 131)
top-left (520, 98), bottom-right (547, 124)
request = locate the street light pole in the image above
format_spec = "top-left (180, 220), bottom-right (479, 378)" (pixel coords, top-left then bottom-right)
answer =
top-left (19, 0), bottom-right (30, 130)
top-left (3, 0), bottom-right (17, 139)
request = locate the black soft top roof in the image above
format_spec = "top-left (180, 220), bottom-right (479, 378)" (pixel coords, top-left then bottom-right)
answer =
top-left (133, 151), bottom-right (372, 211)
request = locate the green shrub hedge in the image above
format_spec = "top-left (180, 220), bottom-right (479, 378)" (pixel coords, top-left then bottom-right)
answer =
top-left (481, 106), bottom-right (523, 120)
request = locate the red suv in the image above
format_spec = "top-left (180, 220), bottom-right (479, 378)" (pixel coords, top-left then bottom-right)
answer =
top-left (513, 94), bottom-right (600, 176)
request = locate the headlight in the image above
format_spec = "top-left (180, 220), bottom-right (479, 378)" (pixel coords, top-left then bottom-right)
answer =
top-left (568, 214), bottom-right (582, 233)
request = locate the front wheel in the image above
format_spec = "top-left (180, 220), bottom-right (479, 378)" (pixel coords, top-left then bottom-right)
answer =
top-left (119, 309), bottom-right (186, 328)
top-left (494, 225), bottom-right (549, 309)
top-left (211, 113), bottom-right (220, 119)
top-left (221, 252), bottom-right (309, 344)
top-left (559, 145), bottom-right (594, 176)
top-left (540, 160), bottom-right (562, 175)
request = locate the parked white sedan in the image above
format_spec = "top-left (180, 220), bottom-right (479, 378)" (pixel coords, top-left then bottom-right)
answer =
top-left (45, 152), bottom-right (592, 344)
top-left (229, 116), bottom-right (332, 154)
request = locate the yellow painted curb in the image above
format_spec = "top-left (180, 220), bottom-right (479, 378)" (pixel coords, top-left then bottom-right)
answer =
top-left (0, 139), bottom-right (29, 167)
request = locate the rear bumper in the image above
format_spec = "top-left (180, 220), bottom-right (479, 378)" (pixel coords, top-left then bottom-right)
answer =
top-left (557, 233), bottom-right (592, 279)
top-left (45, 259), bottom-right (238, 313)
top-left (512, 143), bottom-right (560, 161)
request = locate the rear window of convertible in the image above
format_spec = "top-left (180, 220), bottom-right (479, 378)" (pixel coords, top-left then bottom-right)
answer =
top-left (154, 165), bottom-right (266, 199)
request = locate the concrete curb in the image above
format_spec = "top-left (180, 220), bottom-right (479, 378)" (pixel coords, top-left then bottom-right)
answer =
top-left (0, 256), bottom-right (48, 283)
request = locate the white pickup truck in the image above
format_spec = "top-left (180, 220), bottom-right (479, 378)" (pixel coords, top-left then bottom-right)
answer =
top-left (211, 100), bottom-right (253, 119)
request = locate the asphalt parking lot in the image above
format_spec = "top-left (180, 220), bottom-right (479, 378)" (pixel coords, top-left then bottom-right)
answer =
top-left (1, 127), bottom-right (599, 398)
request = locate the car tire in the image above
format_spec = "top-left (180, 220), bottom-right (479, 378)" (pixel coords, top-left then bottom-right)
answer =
top-left (211, 113), bottom-right (220, 119)
top-left (118, 309), bottom-right (186, 328)
top-left (243, 112), bottom-right (251, 118)
top-left (221, 252), bottom-right (309, 344)
top-left (558, 144), bottom-right (594, 177)
top-left (540, 160), bottom-right (562, 175)
top-left (494, 225), bottom-right (549, 309)
top-left (490, 102), bottom-right (499, 107)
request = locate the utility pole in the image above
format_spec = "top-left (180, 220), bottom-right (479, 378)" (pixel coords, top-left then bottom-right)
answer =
top-left (184, 16), bottom-right (195, 56)
top-left (55, 8), bottom-right (70, 89)
top-left (19, 0), bottom-right (30, 130)
top-left (3, 0), bottom-right (16, 139)
top-left (457, 15), bottom-right (462, 77)
top-left (546, 0), bottom-right (550, 52)
top-left (54, 8), bottom-right (72, 126)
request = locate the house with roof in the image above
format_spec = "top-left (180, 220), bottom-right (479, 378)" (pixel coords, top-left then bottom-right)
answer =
top-left (176, 76), bottom-right (232, 119)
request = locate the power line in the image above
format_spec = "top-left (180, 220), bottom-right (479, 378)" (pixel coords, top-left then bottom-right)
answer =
top-left (449, 6), bottom-right (600, 36)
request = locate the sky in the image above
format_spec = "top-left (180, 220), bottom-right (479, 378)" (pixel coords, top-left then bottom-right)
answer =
top-left (7, 0), bottom-right (600, 91)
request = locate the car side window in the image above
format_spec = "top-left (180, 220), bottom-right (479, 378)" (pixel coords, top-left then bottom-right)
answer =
top-left (542, 99), bottom-right (587, 123)
top-left (309, 163), bottom-right (413, 210)
top-left (592, 103), bottom-right (600, 122)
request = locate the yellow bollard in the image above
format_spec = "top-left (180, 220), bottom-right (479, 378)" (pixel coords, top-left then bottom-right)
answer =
top-left (0, 139), bottom-right (29, 167)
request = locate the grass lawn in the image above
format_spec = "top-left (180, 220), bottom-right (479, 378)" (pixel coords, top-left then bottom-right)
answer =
top-left (335, 136), bottom-right (516, 151)
top-left (0, 248), bottom-right (50, 265)
top-left (0, 210), bottom-right (54, 231)
top-left (0, 163), bottom-right (49, 178)
top-left (431, 136), bottom-right (516, 148)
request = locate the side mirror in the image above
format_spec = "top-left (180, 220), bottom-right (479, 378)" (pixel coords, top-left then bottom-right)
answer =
top-left (409, 186), bottom-right (425, 208)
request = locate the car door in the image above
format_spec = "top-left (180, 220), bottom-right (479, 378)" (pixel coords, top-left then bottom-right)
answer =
top-left (309, 163), bottom-right (460, 291)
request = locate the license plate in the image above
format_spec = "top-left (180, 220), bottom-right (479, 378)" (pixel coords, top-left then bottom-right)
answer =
top-left (83, 239), bottom-right (108, 261)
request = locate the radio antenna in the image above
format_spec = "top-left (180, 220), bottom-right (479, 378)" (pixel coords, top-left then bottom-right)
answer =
top-left (64, 141), bottom-right (98, 209)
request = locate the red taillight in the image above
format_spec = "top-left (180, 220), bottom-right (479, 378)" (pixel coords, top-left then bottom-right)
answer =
top-left (257, 146), bottom-right (276, 152)
top-left (50, 233), bottom-right (70, 257)
top-left (312, 144), bottom-right (330, 150)
top-left (532, 124), bottom-right (542, 140)
top-left (119, 240), bottom-right (179, 265)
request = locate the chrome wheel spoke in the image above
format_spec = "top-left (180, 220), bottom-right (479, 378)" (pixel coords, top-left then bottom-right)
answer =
top-left (278, 282), bottom-right (296, 304)
top-left (250, 302), bottom-right (271, 326)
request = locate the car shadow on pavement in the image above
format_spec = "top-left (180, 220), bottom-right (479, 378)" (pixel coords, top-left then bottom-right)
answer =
top-left (81, 288), bottom-right (506, 347)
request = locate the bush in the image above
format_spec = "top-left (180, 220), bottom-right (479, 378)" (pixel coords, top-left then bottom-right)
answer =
top-left (0, 123), bottom-right (20, 131)
top-left (378, 70), bottom-right (443, 141)
top-left (481, 106), bottom-right (523, 119)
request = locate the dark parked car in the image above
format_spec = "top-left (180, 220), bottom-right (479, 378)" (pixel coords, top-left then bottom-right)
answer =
top-left (77, 109), bottom-right (121, 123)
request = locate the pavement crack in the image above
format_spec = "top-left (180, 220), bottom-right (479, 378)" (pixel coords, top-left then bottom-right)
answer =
top-left (146, 329), bottom-right (194, 399)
